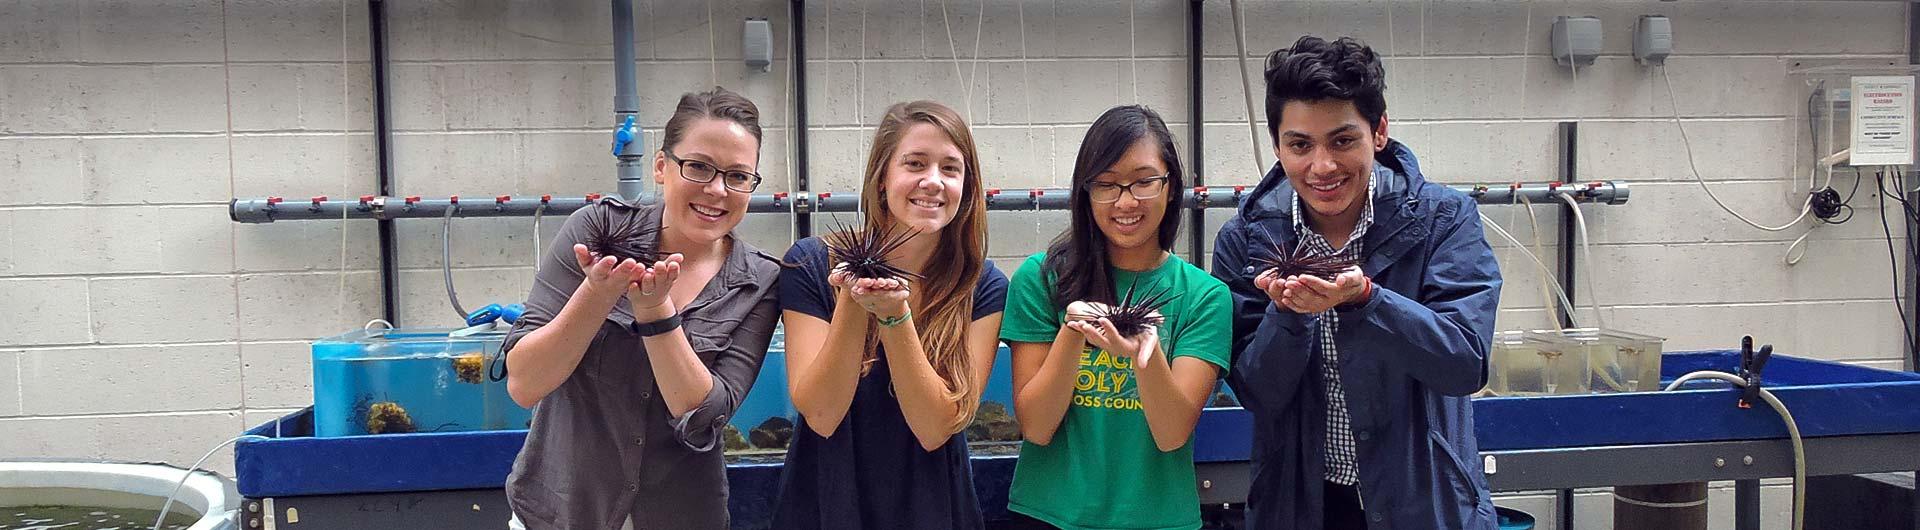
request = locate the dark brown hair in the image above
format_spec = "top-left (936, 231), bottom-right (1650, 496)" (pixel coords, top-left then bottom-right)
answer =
top-left (1264, 36), bottom-right (1387, 140)
top-left (661, 86), bottom-right (764, 156)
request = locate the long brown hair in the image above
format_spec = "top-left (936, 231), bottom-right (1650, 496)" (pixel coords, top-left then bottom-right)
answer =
top-left (851, 100), bottom-right (988, 433)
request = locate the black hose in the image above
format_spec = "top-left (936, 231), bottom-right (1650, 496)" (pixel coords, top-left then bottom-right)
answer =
top-left (444, 206), bottom-right (468, 320)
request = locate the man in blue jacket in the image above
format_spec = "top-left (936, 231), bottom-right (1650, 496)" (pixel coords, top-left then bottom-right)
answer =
top-left (1212, 35), bottom-right (1502, 530)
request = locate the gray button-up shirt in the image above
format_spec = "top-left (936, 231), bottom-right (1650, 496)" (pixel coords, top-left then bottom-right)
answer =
top-left (503, 199), bottom-right (782, 530)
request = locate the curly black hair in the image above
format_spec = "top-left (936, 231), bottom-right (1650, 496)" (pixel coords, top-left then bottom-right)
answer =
top-left (1263, 36), bottom-right (1387, 141)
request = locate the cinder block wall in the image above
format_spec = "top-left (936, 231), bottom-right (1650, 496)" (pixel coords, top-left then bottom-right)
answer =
top-left (0, 2), bottom-right (1907, 527)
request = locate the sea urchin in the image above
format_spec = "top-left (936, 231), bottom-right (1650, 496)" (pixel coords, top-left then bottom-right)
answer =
top-left (1249, 226), bottom-right (1357, 281)
top-left (582, 203), bottom-right (665, 265)
top-left (1083, 277), bottom-right (1178, 337)
top-left (821, 215), bottom-right (922, 280)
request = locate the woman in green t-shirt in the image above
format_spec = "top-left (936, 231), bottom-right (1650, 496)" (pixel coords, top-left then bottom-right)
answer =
top-left (999, 105), bottom-right (1235, 530)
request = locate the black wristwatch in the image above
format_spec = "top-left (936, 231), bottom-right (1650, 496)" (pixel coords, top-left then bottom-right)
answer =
top-left (631, 313), bottom-right (683, 337)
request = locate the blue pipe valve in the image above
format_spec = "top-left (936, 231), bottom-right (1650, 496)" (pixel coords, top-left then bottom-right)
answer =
top-left (611, 115), bottom-right (637, 157)
top-left (465, 303), bottom-right (527, 328)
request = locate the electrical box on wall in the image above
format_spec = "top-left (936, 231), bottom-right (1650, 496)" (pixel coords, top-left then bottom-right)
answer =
top-left (1789, 63), bottom-right (1920, 201)
top-left (744, 18), bottom-right (772, 73)
top-left (1634, 15), bottom-right (1672, 66)
top-left (1552, 16), bottom-right (1602, 67)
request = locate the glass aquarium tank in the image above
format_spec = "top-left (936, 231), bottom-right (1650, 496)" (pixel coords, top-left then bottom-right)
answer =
top-left (1485, 328), bottom-right (1666, 396)
top-left (311, 328), bottom-right (531, 437)
top-left (1481, 331), bottom-right (1526, 397)
top-left (1574, 328), bottom-right (1668, 393)
top-left (723, 329), bottom-right (797, 455)
top-left (1488, 329), bottom-right (1592, 396)
top-left (1208, 385), bottom-right (1240, 408)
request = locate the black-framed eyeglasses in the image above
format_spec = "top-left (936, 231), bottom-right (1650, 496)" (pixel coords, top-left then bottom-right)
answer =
top-left (664, 149), bottom-right (762, 193)
top-left (1085, 175), bottom-right (1169, 203)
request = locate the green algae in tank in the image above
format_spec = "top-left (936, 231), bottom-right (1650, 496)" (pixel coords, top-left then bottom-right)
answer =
top-left (1, 504), bottom-right (196, 530)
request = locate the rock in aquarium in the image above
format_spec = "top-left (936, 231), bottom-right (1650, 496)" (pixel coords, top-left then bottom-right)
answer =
top-left (451, 353), bottom-right (486, 384)
top-left (750, 416), bottom-right (794, 450)
top-left (969, 401), bottom-right (1021, 442)
top-left (365, 401), bottom-right (417, 434)
top-left (723, 424), bottom-right (751, 452)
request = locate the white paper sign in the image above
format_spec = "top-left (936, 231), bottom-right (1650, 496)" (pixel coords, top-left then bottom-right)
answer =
top-left (1851, 75), bottom-right (1915, 166)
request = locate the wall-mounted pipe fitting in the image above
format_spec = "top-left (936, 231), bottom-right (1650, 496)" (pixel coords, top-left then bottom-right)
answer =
top-left (229, 181), bottom-right (1628, 223)
top-left (612, 0), bottom-right (648, 203)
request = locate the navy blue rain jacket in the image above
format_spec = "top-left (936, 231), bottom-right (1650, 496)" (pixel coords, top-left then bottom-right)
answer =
top-left (1212, 140), bottom-right (1503, 530)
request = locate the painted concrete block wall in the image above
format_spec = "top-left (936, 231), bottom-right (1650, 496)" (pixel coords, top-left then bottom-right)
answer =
top-left (0, 1), bottom-right (1909, 527)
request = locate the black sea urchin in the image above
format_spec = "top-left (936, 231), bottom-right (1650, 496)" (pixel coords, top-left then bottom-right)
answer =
top-left (1250, 226), bottom-right (1357, 281)
top-left (1085, 277), bottom-right (1178, 337)
top-left (821, 215), bottom-right (922, 280)
top-left (582, 203), bottom-right (665, 265)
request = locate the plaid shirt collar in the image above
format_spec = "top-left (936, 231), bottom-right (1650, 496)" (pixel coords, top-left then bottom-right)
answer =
top-left (1292, 166), bottom-right (1381, 250)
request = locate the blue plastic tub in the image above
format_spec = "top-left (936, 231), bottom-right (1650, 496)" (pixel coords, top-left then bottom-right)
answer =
top-left (238, 350), bottom-right (1920, 502)
top-left (1472, 350), bottom-right (1920, 451)
top-left (1496, 506), bottom-right (1536, 530)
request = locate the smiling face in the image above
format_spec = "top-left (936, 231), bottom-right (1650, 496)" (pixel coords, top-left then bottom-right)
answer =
top-left (653, 118), bottom-right (759, 245)
top-left (881, 122), bottom-right (966, 234)
top-left (1273, 99), bottom-right (1388, 229)
top-left (1088, 138), bottom-right (1171, 259)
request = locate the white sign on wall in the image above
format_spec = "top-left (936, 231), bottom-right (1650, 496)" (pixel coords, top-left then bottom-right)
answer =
top-left (1850, 75), bottom-right (1915, 166)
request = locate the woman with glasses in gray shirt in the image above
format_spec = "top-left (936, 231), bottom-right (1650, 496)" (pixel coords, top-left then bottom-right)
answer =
top-left (501, 87), bottom-right (783, 530)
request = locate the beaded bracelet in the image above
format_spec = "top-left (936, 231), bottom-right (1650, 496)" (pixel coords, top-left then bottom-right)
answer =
top-left (877, 310), bottom-right (911, 328)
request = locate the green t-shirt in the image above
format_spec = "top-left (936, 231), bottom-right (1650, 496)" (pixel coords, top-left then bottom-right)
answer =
top-left (998, 252), bottom-right (1234, 530)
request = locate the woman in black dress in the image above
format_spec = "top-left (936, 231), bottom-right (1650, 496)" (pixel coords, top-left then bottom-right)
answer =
top-left (773, 100), bottom-right (1009, 530)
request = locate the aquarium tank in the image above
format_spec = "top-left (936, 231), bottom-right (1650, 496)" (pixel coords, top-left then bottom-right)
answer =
top-left (1483, 328), bottom-right (1668, 397)
top-left (311, 325), bottom-right (1239, 451)
top-left (311, 328), bottom-right (531, 437)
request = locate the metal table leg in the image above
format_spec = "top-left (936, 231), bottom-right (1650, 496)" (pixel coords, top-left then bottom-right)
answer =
top-left (1735, 479), bottom-right (1760, 530)
top-left (1911, 470), bottom-right (1919, 530)
top-left (1558, 488), bottom-right (1574, 530)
